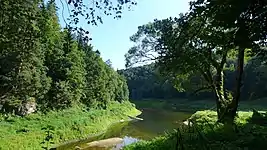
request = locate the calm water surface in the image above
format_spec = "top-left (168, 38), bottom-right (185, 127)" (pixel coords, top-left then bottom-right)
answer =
top-left (56, 109), bottom-right (192, 150)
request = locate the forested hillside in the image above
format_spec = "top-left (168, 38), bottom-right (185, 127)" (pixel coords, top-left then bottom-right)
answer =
top-left (0, 0), bottom-right (129, 115)
top-left (118, 64), bottom-right (186, 100)
top-left (120, 58), bottom-right (267, 101)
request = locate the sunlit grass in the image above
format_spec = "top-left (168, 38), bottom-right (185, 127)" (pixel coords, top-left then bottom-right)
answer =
top-left (124, 109), bottom-right (267, 150)
top-left (0, 101), bottom-right (141, 150)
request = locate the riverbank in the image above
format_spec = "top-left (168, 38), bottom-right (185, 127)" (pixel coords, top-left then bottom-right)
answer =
top-left (133, 98), bottom-right (267, 112)
top-left (0, 101), bottom-right (141, 150)
top-left (124, 109), bottom-right (267, 150)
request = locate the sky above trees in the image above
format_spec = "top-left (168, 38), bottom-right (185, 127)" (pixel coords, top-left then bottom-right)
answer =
top-left (55, 0), bottom-right (190, 70)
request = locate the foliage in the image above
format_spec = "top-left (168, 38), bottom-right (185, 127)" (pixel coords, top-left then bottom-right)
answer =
top-left (0, 101), bottom-right (140, 150)
top-left (82, 44), bottom-right (129, 108)
top-left (66, 0), bottom-right (137, 26)
top-left (121, 58), bottom-right (267, 101)
top-left (133, 98), bottom-right (267, 113)
top-left (0, 0), bottom-right (51, 114)
top-left (119, 64), bottom-right (186, 100)
top-left (186, 0), bottom-right (267, 125)
top-left (125, 0), bottom-right (266, 124)
top-left (189, 0), bottom-right (267, 53)
top-left (60, 0), bottom-right (138, 42)
top-left (41, 125), bottom-right (55, 150)
top-left (0, 0), bottom-right (130, 113)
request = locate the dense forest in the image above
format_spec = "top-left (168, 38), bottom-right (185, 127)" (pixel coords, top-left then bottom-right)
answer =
top-left (0, 0), bottom-right (129, 115)
top-left (119, 57), bottom-right (267, 101)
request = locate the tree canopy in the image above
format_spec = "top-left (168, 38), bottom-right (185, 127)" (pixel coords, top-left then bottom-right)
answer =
top-left (125, 0), bottom-right (267, 124)
top-left (0, 0), bottom-right (129, 114)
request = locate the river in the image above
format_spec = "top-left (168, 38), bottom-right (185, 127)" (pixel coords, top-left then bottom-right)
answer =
top-left (56, 108), bottom-right (192, 150)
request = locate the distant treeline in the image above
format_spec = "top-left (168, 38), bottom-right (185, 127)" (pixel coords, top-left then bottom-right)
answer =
top-left (119, 58), bottom-right (267, 101)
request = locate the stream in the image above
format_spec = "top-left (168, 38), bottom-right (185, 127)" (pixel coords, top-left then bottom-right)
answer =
top-left (56, 108), bottom-right (192, 150)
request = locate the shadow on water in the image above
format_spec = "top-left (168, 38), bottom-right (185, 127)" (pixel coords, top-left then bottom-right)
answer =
top-left (55, 109), bottom-right (192, 150)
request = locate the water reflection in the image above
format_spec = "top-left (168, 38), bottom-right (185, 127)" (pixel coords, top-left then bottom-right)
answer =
top-left (56, 109), bottom-right (192, 150)
top-left (113, 136), bottom-right (139, 150)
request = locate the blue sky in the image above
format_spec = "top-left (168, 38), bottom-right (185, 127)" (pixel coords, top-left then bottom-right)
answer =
top-left (56, 0), bottom-right (190, 70)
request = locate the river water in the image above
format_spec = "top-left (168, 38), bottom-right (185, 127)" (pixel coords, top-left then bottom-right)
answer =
top-left (56, 108), bottom-right (192, 150)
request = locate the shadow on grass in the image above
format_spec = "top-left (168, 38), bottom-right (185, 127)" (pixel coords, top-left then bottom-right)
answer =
top-left (124, 109), bottom-right (267, 150)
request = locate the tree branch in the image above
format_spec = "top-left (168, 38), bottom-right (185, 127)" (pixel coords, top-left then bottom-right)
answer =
top-left (207, 48), bottom-right (219, 69)
top-left (191, 85), bottom-right (213, 95)
top-left (219, 50), bottom-right (228, 69)
top-left (200, 68), bottom-right (213, 86)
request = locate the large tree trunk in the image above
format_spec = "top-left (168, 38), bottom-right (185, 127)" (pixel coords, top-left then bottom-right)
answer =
top-left (229, 47), bottom-right (245, 121)
top-left (213, 69), bottom-right (232, 123)
top-left (215, 48), bottom-right (245, 124)
top-left (214, 65), bottom-right (242, 124)
top-left (201, 64), bottom-right (233, 124)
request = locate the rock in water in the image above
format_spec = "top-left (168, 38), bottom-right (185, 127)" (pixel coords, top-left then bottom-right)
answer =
top-left (183, 120), bottom-right (193, 126)
top-left (86, 137), bottom-right (123, 148)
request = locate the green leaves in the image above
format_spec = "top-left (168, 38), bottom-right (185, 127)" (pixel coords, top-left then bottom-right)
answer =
top-left (41, 125), bottom-right (55, 150)
top-left (0, 0), bottom-right (51, 114)
top-left (82, 45), bottom-right (129, 108)
top-left (0, 0), bottom-right (131, 113)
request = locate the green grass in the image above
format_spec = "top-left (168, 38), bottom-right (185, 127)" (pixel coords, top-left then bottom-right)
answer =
top-left (124, 109), bottom-right (267, 150)
top-left (0, 101), bottom-right (141, 150)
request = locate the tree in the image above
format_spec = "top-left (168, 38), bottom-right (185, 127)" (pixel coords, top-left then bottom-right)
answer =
top-left (119, 64), bottom-right (186, 100)
top-left (188, 0), bottom-right (267, 123)
top-left (82, 44), bottom-right (129, 108)
top-left (44, 28), bottom-right (87, 110)
top-left (126, 0), bottom-right (267, 124)
top-left (242, 57), bottom-right (267, 100)
top-left (0, 0), bottom-right (132, 114)
top-left (63, 30), bottom-right (86, 105)
top-left (125, 11), bottom-right (256, 123)
top-left (0, 0), bottom-right (51, 114)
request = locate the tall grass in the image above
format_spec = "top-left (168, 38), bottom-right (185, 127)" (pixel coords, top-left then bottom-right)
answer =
top-left (0, 101), bottom-right (141, 150)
